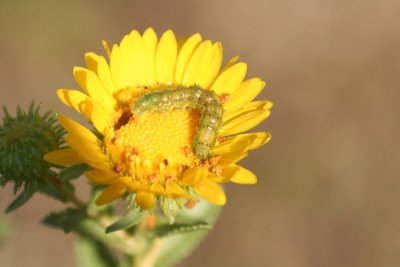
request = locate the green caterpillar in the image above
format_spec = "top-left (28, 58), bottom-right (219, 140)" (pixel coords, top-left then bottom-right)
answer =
top-left (131, 85), bottom-right (224, 160)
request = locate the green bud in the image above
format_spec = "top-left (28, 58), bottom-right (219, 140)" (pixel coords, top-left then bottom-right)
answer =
top-left (0, 102), bottom-right (65, 193)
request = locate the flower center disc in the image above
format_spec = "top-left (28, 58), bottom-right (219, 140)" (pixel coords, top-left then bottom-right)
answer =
top-left (105, 87), bottom-right (200, 183)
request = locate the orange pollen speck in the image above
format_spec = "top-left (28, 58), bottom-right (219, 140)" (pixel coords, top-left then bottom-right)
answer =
top-left (219, 93), bottom-right (231, 104)
top-left (185, 197), bottom-right (198, 209)
top-left (104, 106), bottom-right (200, 185)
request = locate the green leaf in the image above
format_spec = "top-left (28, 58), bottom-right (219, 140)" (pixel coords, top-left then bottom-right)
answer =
top-left (154, 221), bottom-right (212, 237)
top-left (5, 187), bottom-right (35, 213)
top-left (42, 208), bottom-right (86, 233)
top-left (105, 208), bottom-right (143, 234)
top-left (75, 236), bottom-right (118, 267)
top-left (152, 199), bottom-right (222, 267)
top-left (60, 163), bottom-right (90, 181)
top-left (38, 182), bottom-right (74, 202)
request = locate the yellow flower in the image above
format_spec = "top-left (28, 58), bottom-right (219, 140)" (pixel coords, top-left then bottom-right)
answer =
top-left (45, 28), bottom-right (272, 210)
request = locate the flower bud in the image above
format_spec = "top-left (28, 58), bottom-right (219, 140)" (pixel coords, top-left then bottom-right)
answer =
top-left (0, 102), bottom-right (65, 193)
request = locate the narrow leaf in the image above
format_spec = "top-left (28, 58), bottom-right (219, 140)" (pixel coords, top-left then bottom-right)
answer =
top-left (105, 208), bottom-right (143, 234)
top-left (155, 221), bottom-right (211, 237)
top-left (153, 199), bottom-right (222, 267)
top-left (5, 187), bottom-right (35, 213)
top-left (60, 163), bottom-right (90, 181)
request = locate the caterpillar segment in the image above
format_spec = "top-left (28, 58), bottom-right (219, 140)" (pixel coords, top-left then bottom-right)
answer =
top-left (131, 85), bottom-right (224, 160)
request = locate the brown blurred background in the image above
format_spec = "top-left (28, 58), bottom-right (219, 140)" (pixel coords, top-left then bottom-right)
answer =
top-left (1, 0), bottom-right (400, 266)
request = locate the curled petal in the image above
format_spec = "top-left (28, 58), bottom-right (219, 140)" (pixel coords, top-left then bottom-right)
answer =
top-left (96, 182), bottom-right (127, 205)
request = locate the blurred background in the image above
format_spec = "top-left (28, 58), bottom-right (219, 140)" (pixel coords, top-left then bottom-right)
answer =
top-left (1, 0), bottom-right (400, 266)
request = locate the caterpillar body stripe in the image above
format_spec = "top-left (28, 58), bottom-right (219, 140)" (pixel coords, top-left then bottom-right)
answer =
top-left (131, 85), bottom-right (224, 160)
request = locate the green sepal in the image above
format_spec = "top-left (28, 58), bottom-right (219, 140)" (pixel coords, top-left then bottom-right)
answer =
top-left (42, 208), bottom-right (86, 233)
top-left (105, 208), bottom-right (143, 234)
top-left (154, 221), bottom-right (211, 237)
top-left (5, 186), bottom-right (35, 213)
top-left (60, 164), bottom-right (90, 181)
top-left (75, 236), bottom-right (118, 267)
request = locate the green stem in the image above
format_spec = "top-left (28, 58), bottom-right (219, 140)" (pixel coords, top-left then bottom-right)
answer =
top-left (47, 175), bottom-right (85, 209)
top-left (131, 215), bottom-right (163, 267)
top-left (46, 174), bottom-right (162, 265)
top-left (77, 218), bottom-right (137, 255)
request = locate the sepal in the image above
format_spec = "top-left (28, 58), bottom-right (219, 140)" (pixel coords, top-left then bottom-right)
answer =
top-left (105, 208), bottom-right (143, 234)
top-left (5, 186), bottom-right (35, 213)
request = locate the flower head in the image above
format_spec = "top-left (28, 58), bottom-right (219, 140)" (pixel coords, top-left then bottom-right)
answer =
top-left (45, 28), bottom-right (272, 212)
top-left (0, 103), bottom-right (64, 193)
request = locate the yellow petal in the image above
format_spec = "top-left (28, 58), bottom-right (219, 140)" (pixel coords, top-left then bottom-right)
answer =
top-left (220, 56), bottom-right (239, 72)
top-left (96, 56), bottom-right (118, 96)
top-left (218, 151), bottom-right (248, 166)
top-left (119, 34), bottom-right (135, 86)
top-left (179, 165), bottom-right (208, 186)
top-left (182, 41), bottom-right (222, 89)
top-left (85, 71), bottom-right (114, 110)
top-left (211, 62), bottom-right (247, 95)
top-left (208, 172), bottom-right (230, 183)
top-left (223, 165), bottom-right (257, 184)
top-left (65, 135), bottom-right (110, 170)
top-left (85, 169), bottom-right (118, 184)
top-left (101, 40), bottom-right (111, 58)
top-left (135, 191), bottom-right (156, 209)
top-left (156, 30), bottom-right (177, 84)
top-left (247, 132), bottom-right (272, 150)
top-left (43, 149), bottom-right (85, 165)
top-left (128, 30), bottom-right (146, 85)
top-left (96, 182), bottom-right (127, 205)
top-left (221, 101), bottom-right (272, 136)
top-left (142, 28), bottom-right (158, 85)
top-left (212, 136), bottom-right (250, 155)
top-left (223, 78), bottom-right (266, 111)
top-left (72, 67), bottom-right (113, 110)
top-left (213, 132), bottom-right (271, 155)
top-left (181, 40), bottom-right (212, 85)
top-left (124, 179), bottom-right (148, 192)
top-left (175, 33), bottom-right (202, 83)
top-left (110, 44), bottom-right (128, 90)
top-left (150, 183), bottom-right (166, 195)
top-left (85, 52), bottom-right (100, 72)
top-left (58, 115), bottom-right (98, 143)
top-left (194, 179), bottom-right (226, 205)
top-left (203, 42), bottom-right (223, 88)
top-left (73, 67), bottom-right (90, 94)
top-left (176, 36), bottom-right (188, 51)
top-left (91, 103), bottom-right (111, 134)
top-left (56, 89), bottom-right (93, 120)
top-left (166, 182), bottom-right (188, 198)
